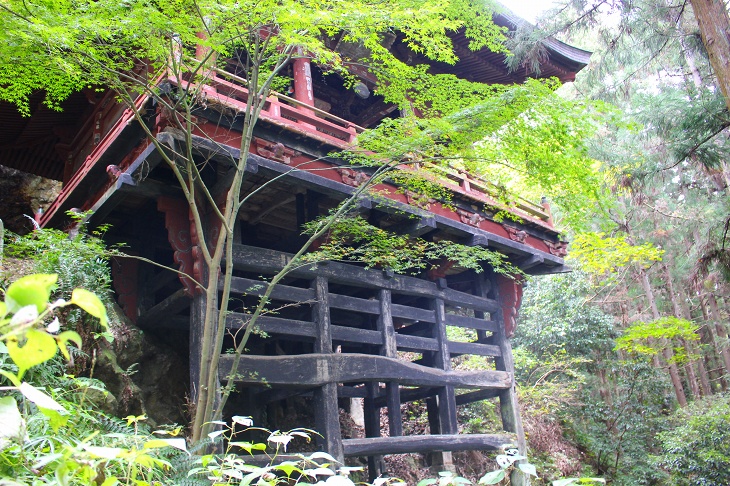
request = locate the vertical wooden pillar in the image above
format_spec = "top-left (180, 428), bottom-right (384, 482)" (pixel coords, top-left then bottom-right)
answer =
top-left (293, 49), bottom-right (315, 114)
top-left (312, 276), bottom-right (344, 462)
top-left (364, 381), bottom-right (385, 480)
top-left (377, 289), bottom-right (403, 437)
top-left (429, 295), bottom-right (457, 471)
top-left (487, 273), bottom-right (527, 486)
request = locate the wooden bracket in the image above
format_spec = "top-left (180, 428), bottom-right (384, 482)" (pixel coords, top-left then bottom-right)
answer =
top-left (496, 275), bottom-right (524, 338)
top-left (157, 196), bottom-right (202, 296)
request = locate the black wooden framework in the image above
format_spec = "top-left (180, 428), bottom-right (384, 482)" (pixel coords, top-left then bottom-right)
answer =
top-left (192, 244), bottom-right (524, 477)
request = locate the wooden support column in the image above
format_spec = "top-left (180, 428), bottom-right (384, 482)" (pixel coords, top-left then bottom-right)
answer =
top-left (293, 49), bottom-right (315, 114)
top-left (312, 276), bottom-right (344, 462)
top-left (429, 296), bottom-right (457, 471)
top-left (377, 289), bottom-right (403, 437)
top-left (488, 273), bottom-right (527, 486)
top-left (364, 381), bottom-right (385, 481)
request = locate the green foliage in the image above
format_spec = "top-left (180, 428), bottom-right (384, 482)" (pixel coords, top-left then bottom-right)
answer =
top-left (417, 446), bottom-right (538, 486)
top-left (0, 0), bottom-right (506, 113)
top-left (615, 317), bottom-right (698, 364)
top-left (514, 272), bottom-right (617, 361)
top-left (5, 224), bottom-right (113, 303)
top-left (304, 216), bottom-right (520, 277)
top-left (352, 79), bottom-right (612, 232)
top-left (569, 232), bottom-right (664, 276)
top-left (0, 273), bottom-right (182, 485)
top-left (655, 394), bottom-right (730, 486)
top-left (191, 417), bottom-right (403, 485)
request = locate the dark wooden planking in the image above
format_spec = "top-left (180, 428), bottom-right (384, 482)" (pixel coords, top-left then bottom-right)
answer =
top-left (448, 341), bottom-right (502, 357)
top-left (378, 289), bottom-right (402, 436)
top-left (226, 312), bottom-right (317, 339)
top-left (391, 303), bottom-right (435, 323)
top-left (226, 276), bottom-right (315, 303)
top-left (313, 276), bottom-right (332, 354)
top-left (329, 293), bottom-right (380, 314)
top-left (482, 273), bottom-right (526, 460)
top-left (373, 386), bottom-right (439, 407)
top-left (342, 434), bottom-right (514, 456)
top-left (395, 334), bottom-right (439, 352)
top-left (433, 298), bottom-right (458, 435)
top-left (446, 314), bottom-right (498, 332)
top-left (225, 312), bottom-right (384, 346)
top-left (395, 321), bottom-right (432, 337)
top-left (515, 254), bottom-right (544, 271)
top-left (455, 389), bottom-right (501, 405)
top-left (338, 386), bottom-right (368, 398)
top-left (137, 288), bottom-right (190, 328)
top-left (332, 325), bottom-right (383, 346)
top-left (218, 353), bottom-right (512, 389)
top-left (229, 244), bottom-right (501, 312)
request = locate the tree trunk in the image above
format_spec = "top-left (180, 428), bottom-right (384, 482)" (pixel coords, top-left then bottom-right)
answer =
top-left (689, 0), bottom-right (730, 112)
top-left (679, 292), bottom-right (713, 396)
top-left (699, 296), bottom-right (728, 391)
top-left (663, 263), bottom-right (701, 399)
top-left (707, 293), bottom-right (730, 377)
top-left (638, 268), bottom-right (688, 406)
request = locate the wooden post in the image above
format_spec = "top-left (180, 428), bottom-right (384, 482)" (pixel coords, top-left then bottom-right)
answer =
top-left (364, 382), bottom-right (385, 481)
top-left (293, 49), bottom-right (315, 115)
top-left (377, 289), bottom-right (403, 437)
top-left (429, 296), bottom-right (457, 471)
top-left (485, 273), bottom-right (527, 486)
top-left (312, 276), bottom-right (344, 462)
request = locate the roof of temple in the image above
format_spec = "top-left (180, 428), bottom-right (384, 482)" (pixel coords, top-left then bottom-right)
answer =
top-left (0, 9), bottom-right (591, 183)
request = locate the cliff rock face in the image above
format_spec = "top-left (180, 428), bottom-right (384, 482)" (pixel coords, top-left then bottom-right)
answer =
top-left (0, 164), bottom-right (61, 234)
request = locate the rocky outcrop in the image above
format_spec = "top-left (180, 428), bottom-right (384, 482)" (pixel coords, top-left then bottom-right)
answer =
top-left (0, 164), bottom-right (61, 234)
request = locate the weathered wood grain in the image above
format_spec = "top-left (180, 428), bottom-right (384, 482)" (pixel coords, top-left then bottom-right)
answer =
top-left (218, 353), bottom-right (512, 389)
top-left (342, 434), bottom-right (514, 456)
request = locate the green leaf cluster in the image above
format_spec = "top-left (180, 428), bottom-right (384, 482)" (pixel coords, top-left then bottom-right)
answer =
top-left (615, 317), bottom-right (699, 364)
top-left (303, 216), bottom-right (520, 277)
top-left (655, 394), bottom-right (730, 486)
top-left (569, 232), bottom-right (664, 276)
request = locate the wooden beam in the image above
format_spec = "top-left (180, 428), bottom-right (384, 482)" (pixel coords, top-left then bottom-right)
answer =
top-left (226, 276), bottom-right (315, 302)
top-left (433, 298), bottom-right (458, 435)
top-left (230, 244), bottom-right (501, 312)
top-left (136, 288), bottom-right (190, 328)
top-left (455, 389), bottom-right (501, 405)
top-left (342, 434), bottom-right (514, 456)
top-left (373, 386), bottom-right (439, 407)
top-left (448, 341), bottom-right (502, 358)
top-left (218, 353), bottom-right (512, 389)
top-left (446, 314), bottom-right (498, 332)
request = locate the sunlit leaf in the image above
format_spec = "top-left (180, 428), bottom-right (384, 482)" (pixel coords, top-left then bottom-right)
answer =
top-left (9, 305), bottom-right (39, 327)
top-left (5, 274), bottom-right (57, 313)
top-left (85, 446), bottom-right (123, 459)
top-left (40, 407), bottom-right (70, 432)
top-left (518, 463), bottom-right (538, 477)
top-left (479, 469), bottom-right (505, 485)
top-left (232, 415), bottom-right (253, 426)
top-left (56, 330), bottom-right (82, 360)
top-left (7, 328), bottom-right (57, 378)
top-left (71, 288), bottom-right (108, 328)
top-left (144, 438), bottom-right (187, 451)
top-left (20, 382), bottom-right (65, 411)
top-left (0, 396), bottom-right (23, 440)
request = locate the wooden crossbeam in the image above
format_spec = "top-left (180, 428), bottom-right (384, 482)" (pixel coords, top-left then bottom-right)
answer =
top-left (218, 353), bottom-right (512, 389)
top-left (342, 434), bottom-right (514, 456)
